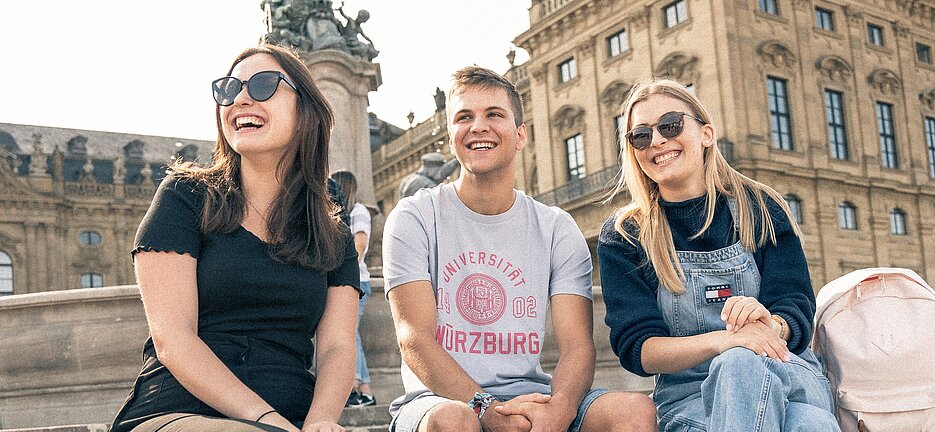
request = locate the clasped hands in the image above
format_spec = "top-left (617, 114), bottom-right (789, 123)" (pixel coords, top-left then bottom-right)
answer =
top-left (719, 295), bottom-right (790, 362)
top-left (484, 393), bottom-right (574, 432)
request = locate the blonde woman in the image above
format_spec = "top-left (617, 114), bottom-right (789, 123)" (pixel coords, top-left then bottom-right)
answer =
top-left (598, 79), bottom-right (838, 431)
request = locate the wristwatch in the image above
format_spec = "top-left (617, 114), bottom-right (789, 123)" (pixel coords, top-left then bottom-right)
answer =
top-left (468, 392), bottom-right (497, 418)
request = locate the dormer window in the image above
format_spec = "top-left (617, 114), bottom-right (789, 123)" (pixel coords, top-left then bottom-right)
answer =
top-left (67, 135), bottom-right (88, 156)
top-left (124, 140), bottom-right (145, 160)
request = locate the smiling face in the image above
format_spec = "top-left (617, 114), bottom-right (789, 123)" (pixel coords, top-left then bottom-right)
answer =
top-left (447, 85), bottom-right (526, 179)
top-left (219, 53), bottom-right (298, 161)
top-left (629, 94), bottom-right (715, 201)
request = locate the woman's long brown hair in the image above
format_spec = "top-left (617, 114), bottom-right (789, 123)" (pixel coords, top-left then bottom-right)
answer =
top-left (173, 43), bottom-right (345, 272)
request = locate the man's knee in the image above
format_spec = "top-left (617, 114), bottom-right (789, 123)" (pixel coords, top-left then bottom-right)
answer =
top-left (581, 392), bottom-right (657, 432)
top-left (420, 401), bottom-right (481, 432)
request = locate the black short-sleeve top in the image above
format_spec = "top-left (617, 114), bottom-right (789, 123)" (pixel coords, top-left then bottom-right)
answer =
top-left (133, 174), bottom-right (360, 358)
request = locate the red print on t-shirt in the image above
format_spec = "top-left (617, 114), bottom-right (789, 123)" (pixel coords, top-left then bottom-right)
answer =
top-left (456, 273), bottom-right (506, 325)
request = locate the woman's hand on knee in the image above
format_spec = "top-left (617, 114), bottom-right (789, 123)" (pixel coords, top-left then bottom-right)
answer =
top-left (720, 296), bottom-right (770, 332)
top-left (718, 321), bottom-right (790, 362)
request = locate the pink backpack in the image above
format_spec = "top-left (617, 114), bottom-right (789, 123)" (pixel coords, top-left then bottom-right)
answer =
top-left (814, 268), bottom-right (935, 432)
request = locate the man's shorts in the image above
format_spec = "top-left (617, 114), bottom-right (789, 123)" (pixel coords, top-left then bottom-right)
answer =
top-left (389, 388), bottom-right (609, 432)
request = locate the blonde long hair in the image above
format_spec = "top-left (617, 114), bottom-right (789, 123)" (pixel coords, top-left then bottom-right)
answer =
top-left (610, 78), bottom-right (800, 294)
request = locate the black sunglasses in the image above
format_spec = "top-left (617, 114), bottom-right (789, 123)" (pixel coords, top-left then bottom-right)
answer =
top-left (211, 70), bottom-right (297, 106)
top-left (625, 111), bottom-right (707, 150)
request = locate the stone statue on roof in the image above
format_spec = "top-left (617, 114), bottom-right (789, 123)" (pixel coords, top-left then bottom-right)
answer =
top-left (399, 153), bottom-right (460, 198)
top-left (261, 0), bottom-right (378, 61)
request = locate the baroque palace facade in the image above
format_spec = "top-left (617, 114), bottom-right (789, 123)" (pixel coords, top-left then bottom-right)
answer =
top-left (372, 0), bottom-right (935, 287)
top-left (0, 123), bottom-right (213, 295)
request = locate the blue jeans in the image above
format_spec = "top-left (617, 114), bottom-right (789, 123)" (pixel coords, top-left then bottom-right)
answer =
top-left (656, 348), bottom-right (839, 432)
top-left (354, 280), bottom-right (371, 384)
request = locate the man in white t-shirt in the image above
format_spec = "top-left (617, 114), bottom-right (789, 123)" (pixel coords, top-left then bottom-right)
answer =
top-left (382, 66), bottom-right (656, 432)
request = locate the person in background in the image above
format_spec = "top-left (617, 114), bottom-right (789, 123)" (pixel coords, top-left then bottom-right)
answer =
top-left (331, 170), bottom-right (377, 408)
top-left (110, 43), bottom-right (361, 432)
top-left (599, 78), bottom-right (838, 431)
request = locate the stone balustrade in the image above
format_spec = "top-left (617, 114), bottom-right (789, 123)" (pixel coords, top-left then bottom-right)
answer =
top-left (0, 280), bottom-right (652, 430)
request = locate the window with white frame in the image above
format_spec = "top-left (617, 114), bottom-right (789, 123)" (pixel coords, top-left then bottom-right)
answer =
top-left (890, 208), bottom-right (907, 235)
top-left (925, 117), bottom-right (935, 179)
top-left (558, 58), bottom-right (577, 84)
top-left (615, 114), bottom-right (626, 155)
top-left (867, 23), bottom-right (884, 46)
top-left (824, 90), bottom-right (848, 160)
top-left (838, 202), bottom-right (857, 230)
top-left (79, 230), bottom-right (102, 246)
top-left (664, 0), bottom-right (688, 28)
top-left (759, 0), bottom-right (779, 14)
top-left (876, 102), bottom-right (898, 169)
top-left (767, 77), bottom-right (793, 151)
top-left (918, 43), bottom-right (933, 64)
top-left (815, 7), bottom-right (835, 32)
top-left (784, 194), bottom-right (803, 225)
top-left (566, 134), bottom-right (586, 180)
top-left (80, 272), bottom-right (103, 288)
top-left (0, 250), bottom-right (12, 296)
top-left (608, 29), bottom-right (628, 58)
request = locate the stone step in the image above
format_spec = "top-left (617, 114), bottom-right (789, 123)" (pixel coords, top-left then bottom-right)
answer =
top-left (0, 405), bottom-right (393, 432)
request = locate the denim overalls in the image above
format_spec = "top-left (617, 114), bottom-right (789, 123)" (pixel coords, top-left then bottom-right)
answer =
top-left (653, 199), bottom-right (839, 432)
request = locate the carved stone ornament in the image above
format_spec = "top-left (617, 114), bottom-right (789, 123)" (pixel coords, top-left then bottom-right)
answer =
top-left (844, 6), bottom-right (863, 26)
top-left (601, 81), bottom-right (632, 109)
top-left (892, 22), bottom-right (910, 38)
top-left (654, 52), bottom-right (699, 83)
top-left (816, 55), bottom-right (853, 83)
top-left (628, 6), bottom-right (651, 31)
top-left (577, 37), bottom-right (596, 59)
top-left (531, 64), bottom-right (547, 84)
top-left (867, 68), bottom-right (903, 95)
top-left (792, 0), bottom-right (812, 11)
top-left (758, 41), bottom-right (797, 69)
top-left (552, 105), bottom-right (586, 133)
top-left (921, 89), bottom-right (935, 110)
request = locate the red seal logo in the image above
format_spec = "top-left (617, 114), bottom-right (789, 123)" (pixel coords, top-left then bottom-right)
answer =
top-left (456, 273), bottom-right (506, 325)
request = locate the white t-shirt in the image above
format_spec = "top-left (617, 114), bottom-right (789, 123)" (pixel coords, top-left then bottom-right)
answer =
top-left (350, 202), bottom-right (371, 282)
top-left (382, 183), bottom-right (592, 413)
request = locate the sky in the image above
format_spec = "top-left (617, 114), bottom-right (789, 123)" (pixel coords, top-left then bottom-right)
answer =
top-left (0, 1), bottom-right (531, 141)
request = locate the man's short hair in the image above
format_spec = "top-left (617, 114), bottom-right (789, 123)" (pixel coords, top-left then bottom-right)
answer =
top-left (448, 66), bottom-right (524, 126)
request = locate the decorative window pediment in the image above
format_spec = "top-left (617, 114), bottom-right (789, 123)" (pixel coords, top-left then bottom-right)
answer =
top-left (921, 89), bottom-right (935, 110)
top-left (867, 68), bottom-right (902, 96)
top-left (124, 140), bottom-right (146, 160)
top-left (66, 135), bottom-right (88, 155)
top-left (758, 41), bottom-right (797, 69)
top-left (0, 131), bottom-right (17, 154)
top-left (816, 55), bottom-right (853, 83)
top-left (601, 81), bottom-right (632, 109)
top-left (552, 105), bottom-right (586, 133)
top-left (654, 52), bottom-right (698, 83)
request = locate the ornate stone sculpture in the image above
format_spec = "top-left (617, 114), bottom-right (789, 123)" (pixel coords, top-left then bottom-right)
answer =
top-left (399, 153), bottom-right (460, 198)
top-left (261, 0), bottom-right (378, 61)
top-left (434, 87), bottom-right (446, 112)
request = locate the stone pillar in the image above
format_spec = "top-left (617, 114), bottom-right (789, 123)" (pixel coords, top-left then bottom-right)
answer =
top-left (302, 50), bottom-right (381, 204)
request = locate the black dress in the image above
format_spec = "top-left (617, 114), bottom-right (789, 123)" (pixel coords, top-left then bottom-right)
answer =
top-left (111, 175), bottom-right (360, 432)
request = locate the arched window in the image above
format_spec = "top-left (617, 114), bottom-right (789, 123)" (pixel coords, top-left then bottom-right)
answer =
top-left (838, 202), bottom-right (857, 230)
top-left (783, 194), bottom-right (803, 225)
top-left (79, 230), bottom-right (102, 246)
top-left (890, 208), bottom-right (907, 235)
top-left (80, 272), bottom-right (103, 288)
top-left (0, 250), bottom-right (12, 296)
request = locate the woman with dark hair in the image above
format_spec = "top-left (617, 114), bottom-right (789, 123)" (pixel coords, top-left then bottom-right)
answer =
top-left (111, 44), bottom-right (360, 432)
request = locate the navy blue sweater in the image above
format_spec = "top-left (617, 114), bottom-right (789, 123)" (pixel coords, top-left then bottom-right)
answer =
top-left (597, 193), bottom-right (815, 377)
